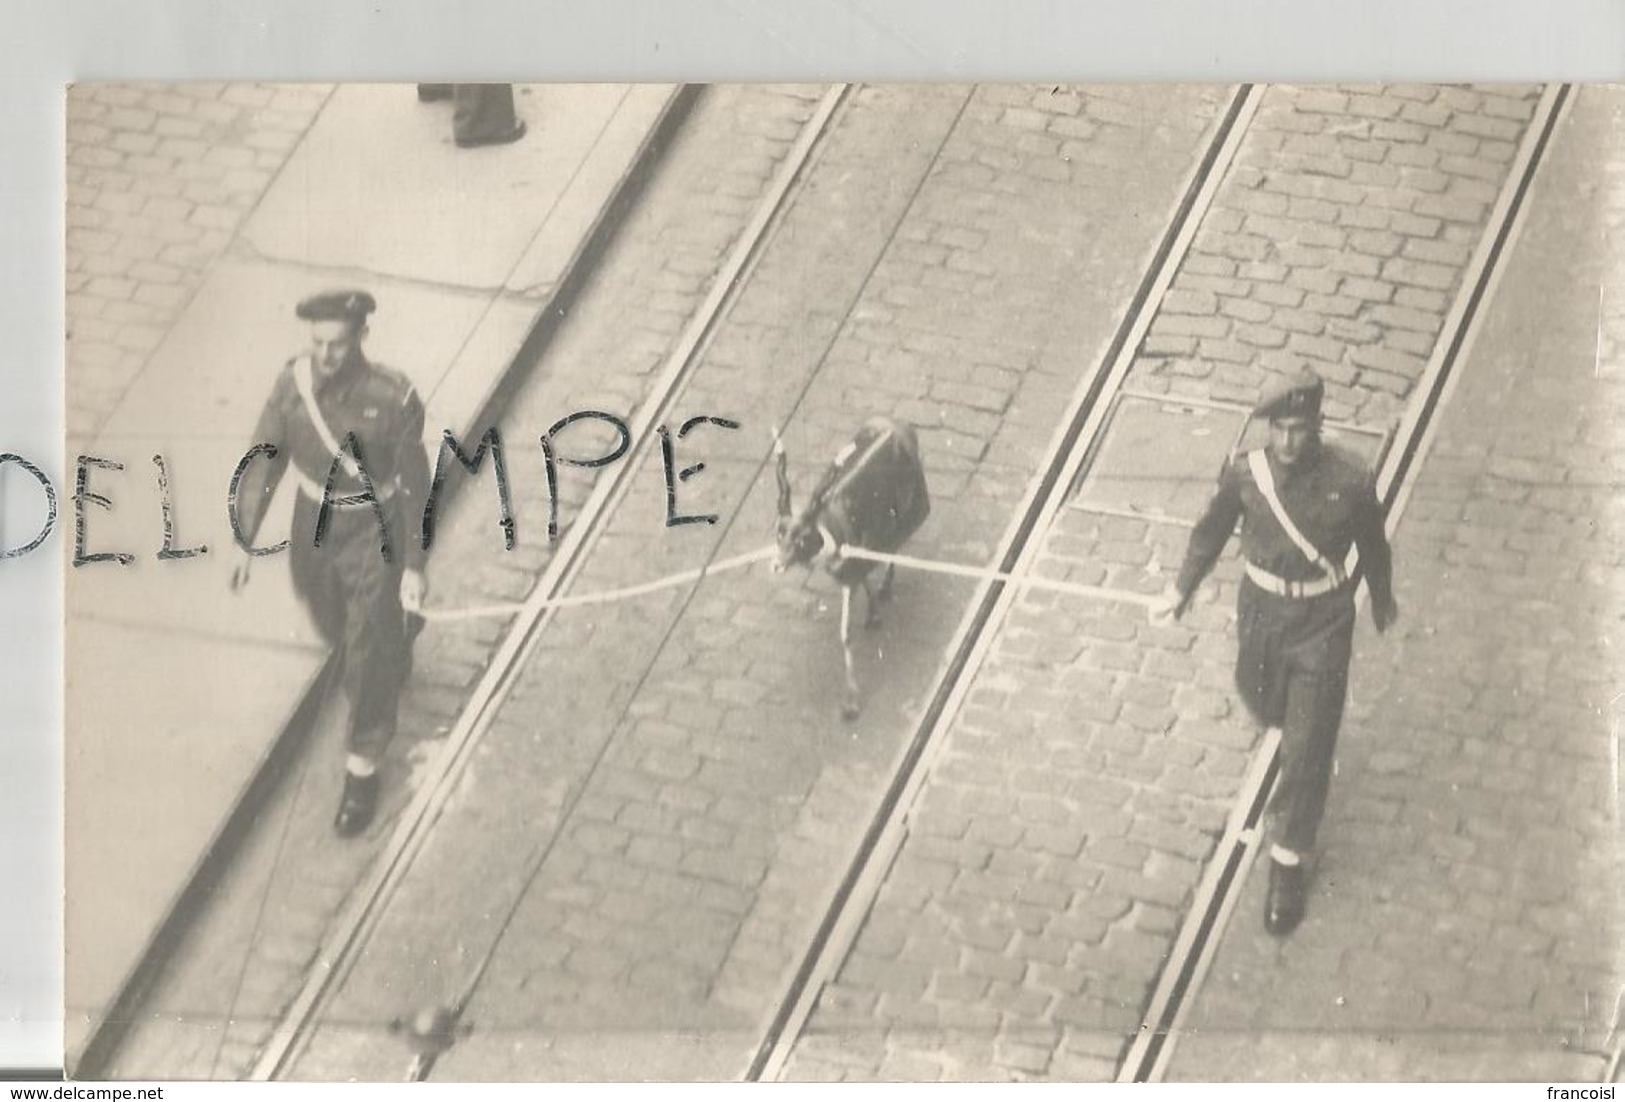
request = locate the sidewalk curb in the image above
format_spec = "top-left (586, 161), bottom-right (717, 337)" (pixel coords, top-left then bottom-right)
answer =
top-left (70, 83), bottom-right (703, 1079)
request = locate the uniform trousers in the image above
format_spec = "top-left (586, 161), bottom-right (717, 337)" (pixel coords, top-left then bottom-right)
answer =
top-left (290, 494), bottom-right (417, 762)
top-left (1234, 578), bottom-right (1357, 856)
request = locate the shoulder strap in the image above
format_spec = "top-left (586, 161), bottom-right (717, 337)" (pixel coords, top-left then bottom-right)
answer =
top-left (1247, 449), bottom-right (1337, 577)
top-left (291, 355), bottom-right (361, 477)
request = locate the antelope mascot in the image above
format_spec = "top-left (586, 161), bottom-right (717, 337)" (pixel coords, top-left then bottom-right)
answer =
top-left (773, 416), bottom-right (931, 719)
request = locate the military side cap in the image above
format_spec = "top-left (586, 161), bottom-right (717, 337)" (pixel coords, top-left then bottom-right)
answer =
top-left (1253, 366), bottom-right (1324, 421)
top-left (296, 289), bottom-right (377, 322)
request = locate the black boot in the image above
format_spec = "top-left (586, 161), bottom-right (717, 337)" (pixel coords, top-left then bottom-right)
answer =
top-left (334, 771), bottom-right (380, 837)
top-left (1264, 857), bottom-right (1308, 936)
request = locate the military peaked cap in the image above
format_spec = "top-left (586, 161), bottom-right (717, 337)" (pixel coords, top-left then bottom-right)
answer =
top-left (296, 289), bottom-right (377, 323)
top-left (1253, 366), bottom-right (1324, 421)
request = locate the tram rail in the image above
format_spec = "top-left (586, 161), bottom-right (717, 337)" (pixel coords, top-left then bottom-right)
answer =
top-left (246, 83), bottom-right (855, 1081)
top-left (750, 82), bottom-right (1575, 1083)
top-left (256, 79), bottom-right (1266, 1082)
top-left (749, 82), bottom-right (1265, 1080)
top-left (85, 79), bottom-right (1575, 1085)
top-left (1114, 80), bottom-right (1573, 1084)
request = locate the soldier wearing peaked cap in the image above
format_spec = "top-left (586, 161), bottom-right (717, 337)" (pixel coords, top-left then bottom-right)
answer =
top-left (1158, 366), bottom-right (1399, 936)
top-left (230, 289), bottom-right (432, 837)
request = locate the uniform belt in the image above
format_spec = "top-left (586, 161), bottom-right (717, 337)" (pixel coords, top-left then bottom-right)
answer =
top-left (1244, 560), bottom-right (1345, 598)
top-left (293, 468), bottom-right (398, 504)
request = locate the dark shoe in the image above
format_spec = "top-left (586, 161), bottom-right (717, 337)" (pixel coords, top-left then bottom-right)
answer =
top-left (1264, 858), bottom-right (1307, 936)
top-left (334, 772), bottom-right (380, 837)
top-left (417, 84), bottom-right (453, 103)
top-left (455, 119), bottom-right (527, 149)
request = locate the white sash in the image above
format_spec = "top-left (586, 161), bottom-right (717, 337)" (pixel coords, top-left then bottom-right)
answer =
top-left (1246, 449), bottom-right (1340, 579)
top-left (291, 355), bottom-right (367, 485)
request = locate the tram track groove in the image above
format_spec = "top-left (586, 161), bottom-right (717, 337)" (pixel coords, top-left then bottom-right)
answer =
top-left (247, 83), bottom-right (854, 1081)
top-left (1117, 82), bottom-right (1574, 1084)
top-left (258, 82), bottom-right (1234, 1083)
top-left (377, 80), bottom-right (975, 1081)
top-left (750, 83), bottom-right (1263, 1081)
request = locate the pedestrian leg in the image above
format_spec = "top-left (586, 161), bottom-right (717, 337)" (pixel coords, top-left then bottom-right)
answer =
top-left (452, 84), bottom-right (526, 147)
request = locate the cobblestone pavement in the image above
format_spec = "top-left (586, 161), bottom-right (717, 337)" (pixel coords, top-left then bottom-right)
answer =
top-left (105, 84), bottom-right (826, 1079)
top-left (1166, 83), bottom-right (1625, 1083)
top-left (285, 83), bottom-right (1232, 1081)
top-left (66, 83), bottom-right (331, 449)
top-left (779, 83), bottom-right (1554, 1082)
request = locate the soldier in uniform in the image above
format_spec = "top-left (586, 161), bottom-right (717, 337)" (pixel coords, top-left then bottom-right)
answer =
top-left (1158, 366), bottom-right (1398, 935)
top-left (230, 290), bottom-right (432, 837)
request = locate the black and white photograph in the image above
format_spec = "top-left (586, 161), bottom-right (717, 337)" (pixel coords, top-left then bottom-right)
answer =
top-left (45, 77), bottom-right (1625, 1083)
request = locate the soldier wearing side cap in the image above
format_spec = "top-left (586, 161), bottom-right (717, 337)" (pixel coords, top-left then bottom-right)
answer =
top-left (1157, 366), bottom-right (1399, 936)
top-left (230, 289), bottom-right (432, 837)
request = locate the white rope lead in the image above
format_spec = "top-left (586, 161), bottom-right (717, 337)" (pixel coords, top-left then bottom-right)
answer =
top-left (415, 542), bottom-right (1160, 621)
top-left (416, 544), bottom-right (778, 621)
top-left (833, 545), bottom-right (1161, 610)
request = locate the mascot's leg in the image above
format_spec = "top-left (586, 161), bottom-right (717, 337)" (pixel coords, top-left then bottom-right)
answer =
top-left (864, 564), bottom-right (896, 631)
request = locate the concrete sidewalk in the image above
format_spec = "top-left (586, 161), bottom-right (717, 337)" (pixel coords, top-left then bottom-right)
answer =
top-left (1166, 84), bottom-right (1625, 1083)
top-left (64, 81), bottom-right (683, 1065)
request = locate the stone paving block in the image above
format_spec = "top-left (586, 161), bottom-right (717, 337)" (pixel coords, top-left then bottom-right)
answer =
top-left (66, 82), bottom-right (332, 451)
top-left (143, 82), bottom-right (851, 1085)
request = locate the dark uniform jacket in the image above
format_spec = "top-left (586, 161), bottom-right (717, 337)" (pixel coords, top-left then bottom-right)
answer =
top-left (241, 354), bottom-right (432, 570)
top-left (1176, 442), bottom-right (1393, 605)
